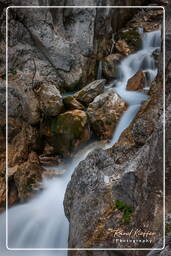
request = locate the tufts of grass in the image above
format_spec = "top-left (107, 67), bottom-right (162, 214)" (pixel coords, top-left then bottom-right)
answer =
top-left (115, 200), bottom-right (134, 224)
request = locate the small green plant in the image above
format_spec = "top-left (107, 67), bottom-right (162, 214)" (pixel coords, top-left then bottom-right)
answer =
top-left (11, 69), bottom-right (17, 75)
top-left (115, 200), bottom-right (134, 224)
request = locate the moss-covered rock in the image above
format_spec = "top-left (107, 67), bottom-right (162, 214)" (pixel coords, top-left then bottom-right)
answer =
top-left (46, 110), bottom-right (90, 156)
top-left (119, 29), bottom-right (142, 51)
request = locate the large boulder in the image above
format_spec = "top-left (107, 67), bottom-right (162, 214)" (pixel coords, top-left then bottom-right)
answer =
top-left (87, 89), bottom-right (127, 140)
top-left (45, 110), bottom-right (90, 156)
top-left (102, 54), bottom-right (123, 79)
top-left (126, 71), bottom-right (146, 92)
top-left (74, 79), bottom-right (106, 106)
top-left (37, 83), bottom-right (63, 116)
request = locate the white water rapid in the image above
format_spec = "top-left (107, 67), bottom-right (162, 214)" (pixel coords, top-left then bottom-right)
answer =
top-left (0, 29), bottom-right (161, 256)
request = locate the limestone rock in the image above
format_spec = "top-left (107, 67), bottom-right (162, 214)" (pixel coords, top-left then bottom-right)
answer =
top-left (75, 79), bottom-right (105, 106)
top-left (127, 71), bottom-right (145, 92)
top-left (38, 83), bottom-right (63, 116)
top-left (115, 40), bottom-right (131, 56)
top-left (102, 54), bottom-right (123, 79)
top-left (13, 156), bottom-right (44, 202)
top-left (46, 110), bottom-right (90, 156)
top-left (87, 89), bottom-right (127, 140)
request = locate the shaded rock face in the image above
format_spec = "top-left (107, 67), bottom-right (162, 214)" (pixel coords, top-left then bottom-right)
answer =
top-left (87, 89), bottom-right (127, 140)
top-left (63, 96), bottom-right (84, 110)
top-left (119, 29), bottom-right (142, 52)
top-left (74, 79), bottom-right (106, 106)
top-left (9, 152), bottom-right (44, 203)
top-left (127, 8), bottom-right (163, 32)
top-left (102, 54), bottom-right (123, 79)
top-left (45, 110), bottom-right (90, 156)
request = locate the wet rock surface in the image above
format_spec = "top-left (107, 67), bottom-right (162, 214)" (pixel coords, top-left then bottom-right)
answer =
top-left (87, 89), bottom-right (127, 140)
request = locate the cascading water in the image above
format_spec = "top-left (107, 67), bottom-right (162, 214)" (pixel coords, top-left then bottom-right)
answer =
top-left (0, 29), bottom-right (161, 256)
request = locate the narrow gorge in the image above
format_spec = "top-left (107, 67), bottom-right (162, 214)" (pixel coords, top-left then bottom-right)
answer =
top-left (0, 1), bottom-right (170, 256)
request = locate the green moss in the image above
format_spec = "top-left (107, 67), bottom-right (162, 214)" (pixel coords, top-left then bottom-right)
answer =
top-left (11, 69), bottom-right (17, 75)
top-left (48, 112), bottom-right (86, 155)
top-left (63, 96), bottom-right (74, 105)
top-left (120, 30), bottom-right (142, 49)
top-left (115, 200), bottom-right (134, 224)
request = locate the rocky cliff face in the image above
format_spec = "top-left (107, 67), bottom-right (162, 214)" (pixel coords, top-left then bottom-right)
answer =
top-left (63, 2), bottom-right (171, 256)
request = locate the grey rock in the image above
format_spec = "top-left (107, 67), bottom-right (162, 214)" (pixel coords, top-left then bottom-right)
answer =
top-left (38, 83), bottom-right (63, 116)
top-left (75, 79), bottom-right (106, 106)
top-left (87, 89), bottom-right (127, 139)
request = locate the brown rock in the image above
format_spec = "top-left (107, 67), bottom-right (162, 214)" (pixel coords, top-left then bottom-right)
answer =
top-left (13, 160), bottom-right (44, 202)
top-left (45, 110), bottom-right (90, 156)
top-left (75, 80), bottom-right (105, 106)
top-left (0, 177), bottom-right (5, 211)
top-left (87, 89), bottom-right (127, 140)
top-left (127, 71), bottom-right (145, 92)
top-left (63, 96), bottom-right (84, 110)
top-left (28, 151), bottom-right (40, 165)
top-left (115, 40), bottom-right (131, 56)
top-left (102, 54), bottom-right (123, 79)
top-left (37, 83), bottom-right (63, 116)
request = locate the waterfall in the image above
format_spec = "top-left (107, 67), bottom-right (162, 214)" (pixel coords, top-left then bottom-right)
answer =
top-left (110, 33), bottom-right (115, 54)
top-left (96, 60), bottom-right (103, 80)
top-left (0, 29), bottom-right (161, 255)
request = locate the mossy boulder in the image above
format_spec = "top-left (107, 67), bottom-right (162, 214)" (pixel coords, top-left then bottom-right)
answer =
top-left (119, 29), bottom-right (142, 51)
top-left (46, 110), bottom-right (90, 156)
